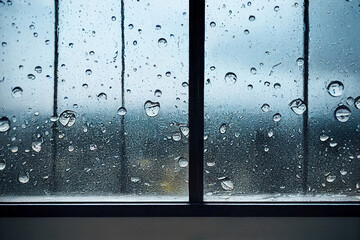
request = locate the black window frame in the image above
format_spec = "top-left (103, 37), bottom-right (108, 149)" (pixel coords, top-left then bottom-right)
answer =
top-left (1, 0), bottom-right (359, 217)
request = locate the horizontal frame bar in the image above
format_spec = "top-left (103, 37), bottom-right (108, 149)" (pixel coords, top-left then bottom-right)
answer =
top-left (0, 203), bottom-right (359, 217)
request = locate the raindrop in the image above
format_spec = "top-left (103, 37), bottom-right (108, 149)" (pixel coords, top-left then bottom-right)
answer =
top-left (326, 175), bottom-right (336, 183)
top-left (111, 16), bottom-right (116, 21)
top-left (210, 66), bottom-right (216, 71)
top-left (144, 100), bottom-right (160, 117)
top-left (346, 97), bottom-right (354, 105)
top-left (221, 178), bottom-right (234, 191)
top-left (273, 113), bottom-right (282, 122)
top-left (128, 24), bottom-right (134, 29)
top-left (261, 104), bottom-right (270, 112)
top-left (178, 157), bottom-right (188, 168)
top-left (11, 87), bottom-right (23, 98)
top-left (329, 141), bottom-right (338, 148)
top-left (249, 15), bottom-right (255, 21)
top-left (90, 144), bottom-right (97, 151)
top-left (335, 106), bottom-right (351, 122)
top-left (131, 177), bottom-right (140, 183)
top-left (165, 71), bottom-right (171, 77)
top-left (172, 132), bottom-right (182, 141)
top-left (82, 83), bottom-right (88, 89)
top-left (117, 107), bottom-right (127, 116)
top-left (45, 40), bottom-right (50, 45)
top-left (274, 83), bottom-right (281, 89)
top-left (2, 42), bottom-right (7, 47)
top-left (289, 98), bottom-right (307, 115)
top-left (85, 69), bottom-right (92, 75)
top-left (11, 146), bottom-right (18, 153)
top-left (340, 169), bottom-right (347, 176)
top-left (154, 89), bottom-right (162, 97)
top-left (0, 117), bottom-right (10, 132)
top-left (219, 123), bottom-right (227, 134)
top-left (296, 58), bottom-right (304, 67)
top-left (319, 133), bottom-right (329, 142)
top-left (27, 74), bottom-right (35, 80)
top-left (59, 110), bottom-right (76, 127)
top-left (268, 130), bottom-right (274, 138)
top-left (50, 115), bottom-right (58, 122)
top-left (97, 92), bottom-right (107, 101)
top-left (355, 97), bottom-right (360, 109)
top-left (327, 81), bottom-right (344, 97)
top-left (210, 21), bottom-right (216, 27)
top-left (89, 51), bottom-right (95, 56)
top-left (158, 38), bottom-right (167, 47)
top-left (133, 40), bottom-right (137, 46)
top-left (155, 25), bottom-right (161, 30)
top-left (180, 125), bottom-right (189, 137)
top-left (33, 32), bottom-right (38, 37)
top-left (247, 84), bottom-right (253, 90)
top-left (0, 159), bottom-right (5, 170)
top-left (264, 81), bottom-right (270, 87)
top-left (31, 141), bottom-right (42, 152)
top-left (68, 145), bottom-right (75, 152)
top-left (18, 172), bottom-right (30, 184)
top-left (244, 29), bottom-right (250, 35)
top-left (250, 67), bottom-right (257, 74)
top-left (274, 6), bottom-right (280, 12)
top-left (29, 24), bottom-right (35, 30)
top-left (224, 72), bottom-right (237, 85)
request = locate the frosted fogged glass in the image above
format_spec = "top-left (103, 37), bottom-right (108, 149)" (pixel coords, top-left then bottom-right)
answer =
top-left (204, 1), bottom-right (306, 201)
top-left (307, 1), bottom-right (360, 197)
top-left (0, 0), bottom-right (188, 201)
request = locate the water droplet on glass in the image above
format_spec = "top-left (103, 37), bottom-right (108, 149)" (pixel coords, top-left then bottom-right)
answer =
top-left (320, 133), bottom-right (329, 142)
top-left (111, 16), bottom-right (116, 21)
top-left (274, 6), bottom-right (280, 12)
top-left (178, 157), bottom-right (188, 168)
top-left (29, 24), bottom-right (35, 30)
top-left (326, 175), bottom-right (336, 183)
top-left (131, 177), bottom-right (140, 183)
top-left (296, 57), bottom-right (304, 67)
top-left (90, 144), bottom-right (97, 151)
top-left (97, 92), bottom-right (107, 101)
top-left (268, 130), bottom-right (274, 138)
top-left (172, 132), bottom-right (182, 141)
top-left (165, 71), bottom-right (171, 77)
top-left (68, 145), bottom-right (75, 152)
top-left (11, 146), bottom-right (18, 153)
top-left (18, 172), bottom-right (29, 184)
top-left (180, 125), bottom-right (189, 137)
top-left (329, 141), bottom-right (338, 148)
top-left (249, 15), bottom-right (255, 21)
top-left (355, 97), bottom-right (360, 109)
top-left (247, 84), bottom-right (253, 90)
top-left (0, 159), bottom-right (5, 170)
top-left (59, 110), bottom-right (76, 127)
top-left (31, 141), bottom-right (42, 152)
top-left (2, 42), bottom-right (7, 47)
top-left (327, 81), bottom-right (344, 97)
top-left (244, 29), bottom-right (249, 35)
top-left (117, 107), bottom-right (127, 116)
top-left (289, 98), bottom-right (307, 115)
top-left (33, 32), bottom-right (38, 37)
top-left (219, 123), bottom-right (227, 134)
top-left (346, 97), bottom-right (354, 105)
top-left (210, 21), bottom-right (216, 27)
top-left (340, 169), bottom-right (347, 176)
top-left (45, 40), bottom-right (50, 45)
top-left (27, 74), bottom-right (35, 80)
top-left (0, 117), bottom-right (10, 132)
top-left (11, 87), bottom-right (23, 98)
top-left (133, 40), bottom-right (137, 46)
top-left (274, 83), bottom-right (281, 89)
top-left (221, 178), bottom-right (234, 191)
top-left (335, 106), bottom-right (351, 122)
top-left (264, 81), bottom-right (270, 87)
top-left (250, 67), bottom-right (257, 74)
top-left (128, 24), bottom-right (134, 29)
top-left (154, 89), bottom-right (162, 97)
top-left (158, 38), bottom-right (167, 47)
top-left (264, 146), bottom-right (270, 152)
top-left (224, 72), bottom-right (237, 85)
top-left (261, 104), bottom-right (270, 112)
top-left (85, 69), bottom-right (92, 75)
top-left (155, 25), bottom-right (161, 30)
top-left (273, 113), bottom-right (282, 122)
top-left (144, 100), bottom-right (160, 117)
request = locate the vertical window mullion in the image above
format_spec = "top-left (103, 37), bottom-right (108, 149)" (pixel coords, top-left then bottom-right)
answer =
top-left (189, 0), bottom-right (205, 203)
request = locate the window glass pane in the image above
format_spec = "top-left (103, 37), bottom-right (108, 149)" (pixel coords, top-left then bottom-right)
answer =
top-left (0, 0), bottom-right (188, 201)
top-left (204, 0), bottom-right (359, 201)
top-left (308, 1), bottom-right (360, 196)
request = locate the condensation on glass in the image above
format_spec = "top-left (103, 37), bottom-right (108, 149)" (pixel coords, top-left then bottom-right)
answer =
top-left (204, 0), bottom-right (359, 201)
top-left (0, 0), bottom-right (188, 201)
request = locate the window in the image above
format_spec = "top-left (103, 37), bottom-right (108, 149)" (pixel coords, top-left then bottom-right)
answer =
top-left (0, 0), bottom-right (359, 216)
